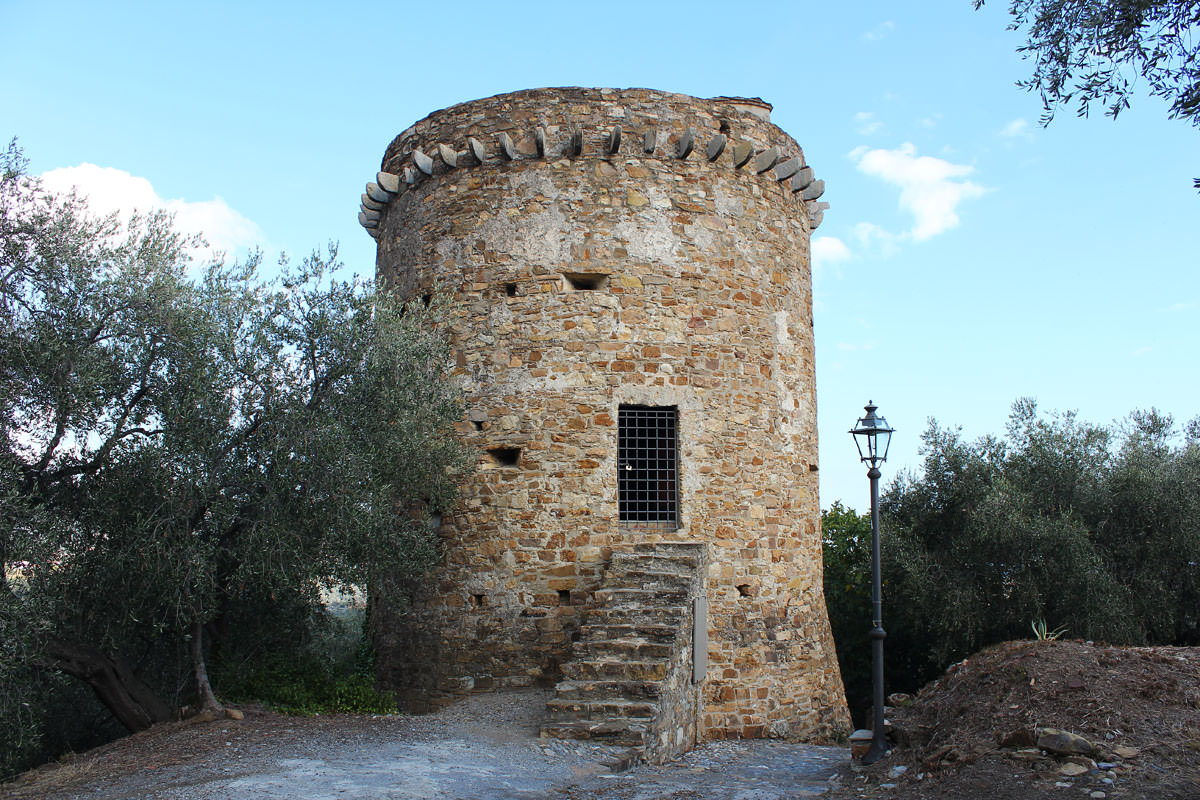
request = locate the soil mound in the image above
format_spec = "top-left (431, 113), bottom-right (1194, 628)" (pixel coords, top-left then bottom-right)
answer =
top-left (835, 640), bottom-right (1200, 799)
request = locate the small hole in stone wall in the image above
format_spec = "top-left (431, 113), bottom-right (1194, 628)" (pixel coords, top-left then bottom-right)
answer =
top-left (470, 593), bottom-right (486, 607)
top-left (562, 272), bottom-right (608, 291)
top-left (736, 584), bottom-right (752, 598)
top-left (504, 282), bottom-right (518, 297)
top-left (808, 463), bottom-right (819, 472)
top-left (472, 420), bottom-right (485, 432)
top-left (719, 119), bottom-right (731, 134)
top-left (557, 589), bottom-right (572, 605)
top-left (421, 293), bottom-right (432, 307)
top-left (484, 447), bottom-right (521, 468)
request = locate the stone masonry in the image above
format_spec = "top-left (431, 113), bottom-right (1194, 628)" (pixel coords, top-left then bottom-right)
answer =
top-left (541, 541), bottom-right (709, 762)
top-left (364, 87), bottom-right (850, 754)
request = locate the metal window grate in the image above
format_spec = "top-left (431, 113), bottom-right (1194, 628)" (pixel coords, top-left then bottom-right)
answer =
top-left (618, 405), bottom-right (678, 527)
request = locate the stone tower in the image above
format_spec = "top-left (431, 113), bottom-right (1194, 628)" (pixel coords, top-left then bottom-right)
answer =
top-left (360, 88), bottom-right (848, 761)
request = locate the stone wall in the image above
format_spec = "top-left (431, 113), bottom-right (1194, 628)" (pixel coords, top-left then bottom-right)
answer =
top-left (639, 543), bottom-right (707, 762)
top-left (368, 87), bottom-right (849, 741)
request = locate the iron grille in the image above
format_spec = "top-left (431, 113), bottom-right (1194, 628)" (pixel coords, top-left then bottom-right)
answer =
top-left (618, 405), bottom-right (679, 527)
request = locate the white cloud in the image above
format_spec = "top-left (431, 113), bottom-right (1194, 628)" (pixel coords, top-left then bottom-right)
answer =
top-left (810, 237), bottom-right (853, 311)
top-left (1132, 346), bottom-right (1152, 357)
top-left (852, 221), bottom-right (900, 256)
top-left (812, 236), bottom-right (851, 276)
top-left (862, 21), bottom-right (894, 41)
top-left (854, 111), bottom-right (883, 136)
top-left (39, 164), bottom-right (262, 259)
top-left (1166, 301), bottom-right (1196, 312)
top-left (999, 118), bottom-right (1034, 141)
top-left (851, 143), bottom-right (987, 241)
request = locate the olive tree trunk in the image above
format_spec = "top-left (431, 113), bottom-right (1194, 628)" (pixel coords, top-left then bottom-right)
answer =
top-left (44, 639), bottom-right (172, 733)
top-left (190, 621), bottom-right (224, 715)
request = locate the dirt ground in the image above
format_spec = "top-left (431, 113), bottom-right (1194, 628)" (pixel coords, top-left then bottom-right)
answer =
top-left (0, 690), bottom-right (844, 800)
top-left (826, 640), bottom-right (1200, 800)
top-left (5, 640), bottom-right (1198, 799)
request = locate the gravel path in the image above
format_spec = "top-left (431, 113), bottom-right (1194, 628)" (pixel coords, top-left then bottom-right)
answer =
top-left (9, 689), bottom-right (847, 800)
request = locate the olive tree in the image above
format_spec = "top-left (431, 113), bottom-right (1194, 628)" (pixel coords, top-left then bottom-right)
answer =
top-left (0, 141), bottom-right (469, 771)
top-left (823, 399), bottom-right (1199, 713)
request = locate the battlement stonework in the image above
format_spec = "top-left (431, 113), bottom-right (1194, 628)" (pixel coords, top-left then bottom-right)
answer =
top-left (366, 87), bottom-right (849, 743)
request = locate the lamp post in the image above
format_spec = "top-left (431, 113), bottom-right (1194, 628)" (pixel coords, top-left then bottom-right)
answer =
top-left (849, 400), bottom-right (894, 764)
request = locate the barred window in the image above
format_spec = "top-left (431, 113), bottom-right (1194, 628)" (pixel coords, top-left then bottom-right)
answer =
top-left (618, 405), bottom-right (679, 528)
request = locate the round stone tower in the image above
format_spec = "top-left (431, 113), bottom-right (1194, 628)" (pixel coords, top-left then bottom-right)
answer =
top-left (363, 87), bottom-right (848, 750)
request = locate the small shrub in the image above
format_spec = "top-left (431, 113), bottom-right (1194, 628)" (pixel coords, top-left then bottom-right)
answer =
top-left (213, 599), bottom-right (396, 716)
top-left (216, 652), bottom-right (395, 715)
top-left (1031, 619), bottom-right (1068, 641)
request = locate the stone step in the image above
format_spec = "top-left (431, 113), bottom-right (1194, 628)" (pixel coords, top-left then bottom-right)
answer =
top-left (595, 586), bottom-right (690, 607)
top-left (629, 540), bottom-right (706, 555)
top-left (579, 637), bottom-right (674, 661)
top-left (553, 679), bottom-right (663, 701)
top-left (610, 552), bottom-right (703, 575)
top-left (580, 622), bottom-right (680, 642)
top-left (628, 542), bottom-right (705, 563)
top-left (583, 606), bottom-right (689, 629)
top-left (562, 659), bottom-right (669, 682)
top-left (546, 697), bottom-right (657, 720)
top-left (540, 718), bottom-right (649, 747)
top-left (604, 567), bottom-right (695, 590)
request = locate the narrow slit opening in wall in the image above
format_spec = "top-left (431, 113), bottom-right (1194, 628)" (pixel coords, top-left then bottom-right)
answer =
top-left (562, 272), bottom-right (608, 291)
top-left (484, 447), bottom-right (520, 468)
top-left (404, 293), bottom-right (433, 315)
top-left (557, 589), bottom-right (571, 605)
top-left (470, 593), bottom-right (486, 607)
top-left (504, 282), bottom-right (518, 297)
top-left (472, 420), bottom-right (485, 432)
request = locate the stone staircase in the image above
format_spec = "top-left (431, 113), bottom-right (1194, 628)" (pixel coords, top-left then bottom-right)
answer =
top-left (540, 541), bottom-right (707, 764)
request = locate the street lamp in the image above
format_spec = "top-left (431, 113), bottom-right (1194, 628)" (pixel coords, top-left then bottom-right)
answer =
top-left (849, 400), bottom-right (894, 764)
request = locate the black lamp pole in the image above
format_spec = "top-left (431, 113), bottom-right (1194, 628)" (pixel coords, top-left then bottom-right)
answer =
top-left (850, 401), bottom-right (894, 765)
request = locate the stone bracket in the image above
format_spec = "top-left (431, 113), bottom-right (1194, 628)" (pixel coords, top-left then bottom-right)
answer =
top-left (360, 116), bottom-right (827, 239)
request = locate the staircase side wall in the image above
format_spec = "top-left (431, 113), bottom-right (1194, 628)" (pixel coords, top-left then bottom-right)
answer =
top-left (645, 549), bottom-right (707, 763)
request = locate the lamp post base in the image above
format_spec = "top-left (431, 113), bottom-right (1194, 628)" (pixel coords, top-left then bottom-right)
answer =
top-left (861, 736), bottom-right (889, 764)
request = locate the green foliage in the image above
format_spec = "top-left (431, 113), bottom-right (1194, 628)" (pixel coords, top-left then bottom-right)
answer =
top-left (821, 501), bottom-right (874, 723)
top-left (214, 605), bottom-right (396, 716)
top-left (0, 141), bottom-right (469, 776)
top-left (823, 399), bottom-right (1200, 718)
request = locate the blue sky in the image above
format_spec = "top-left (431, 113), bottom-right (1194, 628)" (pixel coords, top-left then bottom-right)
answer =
top-left (4, 1), bottom-right (1196, 510)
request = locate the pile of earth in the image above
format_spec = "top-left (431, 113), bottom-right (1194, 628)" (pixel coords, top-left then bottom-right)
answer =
top-left (831, 639), bottom-right (1200, 799)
